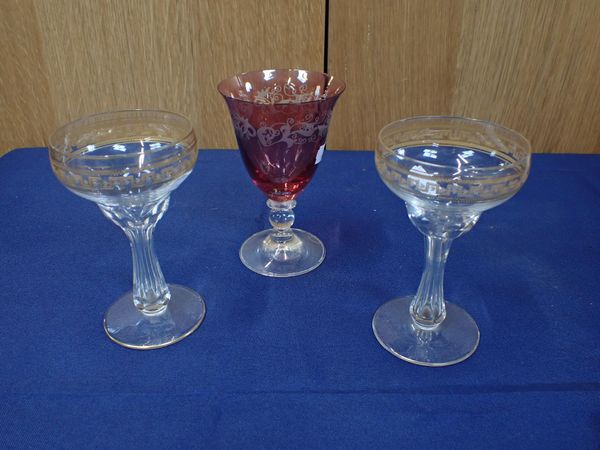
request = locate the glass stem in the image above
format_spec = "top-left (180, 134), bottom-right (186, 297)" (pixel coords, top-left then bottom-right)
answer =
top-left (267, 199), bottom-right (296, 244)
top-left (410, 235), bottom-right (452, 329)
top-left (99, 197), bottom-right (171, 315)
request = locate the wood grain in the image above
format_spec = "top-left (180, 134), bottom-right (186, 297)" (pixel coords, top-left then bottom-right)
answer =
top-left (0, 1), bottom-right (56, 153)
top-left (0, 0), bottom-right (325, 154)
top-left (328, 0), bottom-right (600, 153)
top-left (2, 0), bottom-right (599, 154)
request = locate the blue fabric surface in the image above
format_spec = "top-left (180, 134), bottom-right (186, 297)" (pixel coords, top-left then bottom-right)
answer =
top-left (0, 148), bottom-right (599, 449)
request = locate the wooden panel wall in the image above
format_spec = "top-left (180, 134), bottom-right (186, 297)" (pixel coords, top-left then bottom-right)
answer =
top-left (1, 0), bottom-right (600, 154)
top-left (0, 0), bottom-right (325, 155)
top-left (328, 0), bottom-right (600, 153)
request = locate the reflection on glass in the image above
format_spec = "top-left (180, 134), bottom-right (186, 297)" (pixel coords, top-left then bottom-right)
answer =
top-left (218, 69), bottom-right (345, 277)
top-left (373, 116), bottom-right (531, 366)
top-left (49, 110), bottom-right (206, 350)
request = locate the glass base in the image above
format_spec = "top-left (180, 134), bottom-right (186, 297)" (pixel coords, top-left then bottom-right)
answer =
top-left (103, 284), bottom-right (206, 350)
top-left (372, 296), bottom-right (480, 367)
top-left (240, 228), bottom-right (325, 277)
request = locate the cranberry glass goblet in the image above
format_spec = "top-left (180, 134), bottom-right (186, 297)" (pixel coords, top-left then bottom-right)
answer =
top-left (218, 69), bottom-right (345, 277)
top-left (49, 110), bottom-right (205, 349)
top-left (374, 116), bottom-right (531, 366)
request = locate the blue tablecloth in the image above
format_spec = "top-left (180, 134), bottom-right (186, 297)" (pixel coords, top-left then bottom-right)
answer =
top-left (0, 148), bottom-right (599, 449)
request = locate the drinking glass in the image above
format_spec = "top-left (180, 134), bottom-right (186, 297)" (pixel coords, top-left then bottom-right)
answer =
top-left (49, 110), bottom-right (206, 349)
top-left (373, 116), bottom-right (531, 366)
top-left (218, 69), bottom-right (345, 277)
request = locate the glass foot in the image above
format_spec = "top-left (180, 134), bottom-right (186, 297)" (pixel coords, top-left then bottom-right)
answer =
top-left (240, 228), bottom-right (325, 277)
top-left (372, 296), bottom-right (479, 367)
top-left (103, 284), bottom-right (205, 350)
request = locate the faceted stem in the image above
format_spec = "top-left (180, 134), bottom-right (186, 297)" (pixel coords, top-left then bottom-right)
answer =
top-left (410, 236), bottom-right (452, 329)
top-left (99, 197), bottom-right (171, 315)
top-left (126, 225), bottom-right (170, 314)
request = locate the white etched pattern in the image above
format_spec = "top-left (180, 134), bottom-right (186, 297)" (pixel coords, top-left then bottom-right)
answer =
top-left (232, 111), bottom-right (332, 149)
top-left (237, 84), bottom-right (327, 105)
top-left (54, 153), bottom-right (196, 200)
top-left (377, 152), bottom-right (526, 204)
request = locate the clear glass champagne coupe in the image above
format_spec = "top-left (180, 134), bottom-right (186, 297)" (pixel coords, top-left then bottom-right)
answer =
top-left (218, 69), bottom-right (345, 277)
top-left (49, 110), bottom-right (206, 350)
top-left (373, 116), bottom-right (531, 366)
